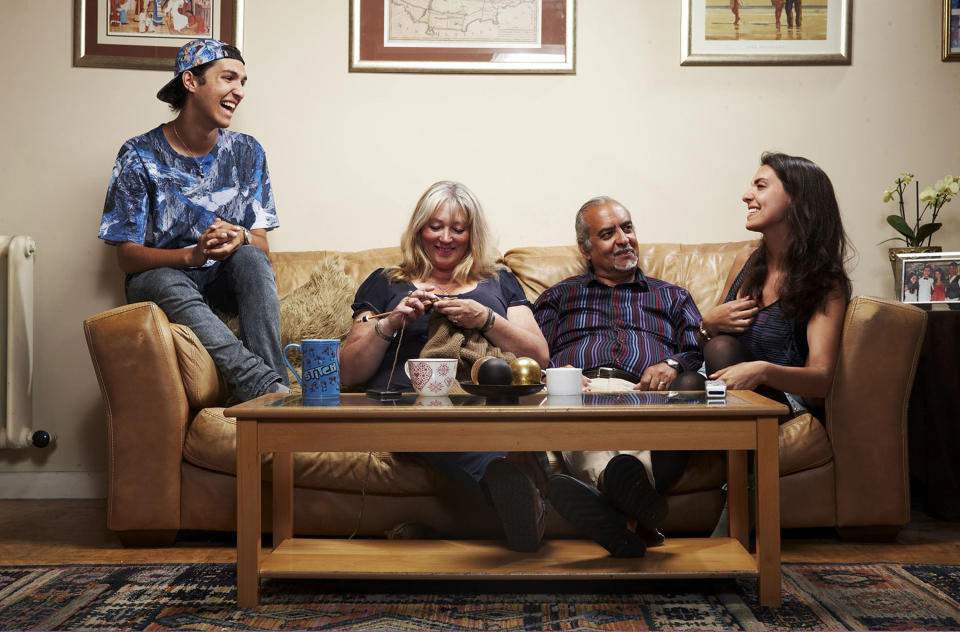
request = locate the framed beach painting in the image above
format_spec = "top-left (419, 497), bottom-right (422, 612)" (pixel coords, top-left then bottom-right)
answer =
top-left (946, 0), bottom-right (960, 61)
top-left (74, 0), bottom-right (243, 70)
top-left (681, 0), bottom-right (851, 65)
top-left (349, 0), bottom-right (575, 73)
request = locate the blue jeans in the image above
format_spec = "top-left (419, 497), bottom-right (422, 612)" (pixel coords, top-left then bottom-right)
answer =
top-left (414, 452), bottom-right (506, 500)
top-left (125, 245), bottom-right (287, 402)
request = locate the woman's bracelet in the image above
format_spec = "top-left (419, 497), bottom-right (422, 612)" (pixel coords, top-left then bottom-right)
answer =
top-left (374, 319), bottom-right (397, 342)
top-left (479, 307), bottom-right (496, 333)
top-left (698, 321), bottom-right (712, 342)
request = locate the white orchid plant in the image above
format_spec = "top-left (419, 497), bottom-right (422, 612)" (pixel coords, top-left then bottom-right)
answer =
top-left (882, 172), bottom-right (960, 247)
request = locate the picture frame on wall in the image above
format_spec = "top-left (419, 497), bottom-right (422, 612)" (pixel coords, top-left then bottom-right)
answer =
top-left (349, 0), bottom-right (575, 73)
top-left (945, 0), bottom-right (960, 61)
top-left (74, 0), bottom-right (243, 70)
top-left (681, 0), bottom-right (851, 65)
top-left (897, 252), bottom-right (960, 306)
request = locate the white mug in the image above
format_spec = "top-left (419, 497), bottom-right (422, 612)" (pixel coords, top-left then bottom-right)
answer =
top-left (544, 367), bottom-right (583, 397)
top-left (404, 358), bottom-right (458, 396)
top-left (543, 394), bottom-right (584, 407)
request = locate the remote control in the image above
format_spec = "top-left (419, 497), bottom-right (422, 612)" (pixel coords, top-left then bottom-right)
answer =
top-left (705, 379), bottom-right (727, 398)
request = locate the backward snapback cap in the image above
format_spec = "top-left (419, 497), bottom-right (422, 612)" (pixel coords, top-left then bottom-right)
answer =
top-left (156, 38), bottom-right (244, 103)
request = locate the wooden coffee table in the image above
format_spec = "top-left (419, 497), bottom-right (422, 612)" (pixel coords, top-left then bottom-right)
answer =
top-left (225, 390), bottom-right (788, 608)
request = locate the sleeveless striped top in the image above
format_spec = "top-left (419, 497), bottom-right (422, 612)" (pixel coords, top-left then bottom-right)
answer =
top-left (724, 265), bottom-right (808, 368)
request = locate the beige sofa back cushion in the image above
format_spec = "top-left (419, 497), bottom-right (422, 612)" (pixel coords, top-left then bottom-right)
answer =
top-left (271, 239), bottom-right (758, 312)
top-left (502, 240), bottom-right (758, 310)
top-left (271, 247), bottom-right (403, 299)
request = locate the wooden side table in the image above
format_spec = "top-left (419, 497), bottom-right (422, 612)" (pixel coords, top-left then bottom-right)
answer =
top-left (908, 309), bottom-right (960, 521)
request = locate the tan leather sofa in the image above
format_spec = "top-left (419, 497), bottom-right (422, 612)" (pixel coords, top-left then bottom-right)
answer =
top-left (83, 241), bottom-right (927, 546)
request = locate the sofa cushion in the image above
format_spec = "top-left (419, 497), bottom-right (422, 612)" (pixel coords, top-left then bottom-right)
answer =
top-left (277, 254), bottom-right (359, 389)
top-left (502, 240), bottom-right (757, 310)
top-left (271, 247), bottom-right (403, 298)
top-left (170, 323), bottom-right (226, 409)
top-left (779, 412), bottom-right (833, 476)
top-left (183, 407), bottom-right (450, 495)
top-left (499, 245), bottom-right (585, 303)
top-left (279, 253), bottom-right (358, 346)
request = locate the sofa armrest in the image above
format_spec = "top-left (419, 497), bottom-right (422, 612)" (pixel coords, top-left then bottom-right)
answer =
top-left (83, 302), bottom-right (190, 533)
top-left (827, 296), bottom-right (927, 529)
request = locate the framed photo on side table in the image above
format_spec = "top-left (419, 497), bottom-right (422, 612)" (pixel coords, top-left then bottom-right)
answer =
top-left (74, 0), bottom-right (243, 70)
top-left (349, 0), bottom-right (575, 73)
top-left (681, 0), bottom-right (851, 65)
top-left (897, 252), bottom-right (960, 307)
top-left (945, 0), bottom-right (960, 61)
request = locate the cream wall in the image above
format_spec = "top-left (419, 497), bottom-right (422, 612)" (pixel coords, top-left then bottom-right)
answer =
top-left (1, 1), bottom-right (958, 497)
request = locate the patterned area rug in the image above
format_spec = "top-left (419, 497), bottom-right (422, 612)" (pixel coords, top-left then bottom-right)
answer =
top-left (1, 562), bottom-right (959, 631)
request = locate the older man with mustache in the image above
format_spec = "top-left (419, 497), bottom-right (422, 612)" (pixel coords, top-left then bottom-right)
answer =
top-left (533, 196), bottom-right (704, 557)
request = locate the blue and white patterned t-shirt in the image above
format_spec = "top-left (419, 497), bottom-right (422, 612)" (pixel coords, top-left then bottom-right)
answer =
top-left (98, 125), bottom-right (278, 260)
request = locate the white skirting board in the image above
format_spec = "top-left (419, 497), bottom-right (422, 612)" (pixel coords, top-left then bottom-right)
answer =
top-left (0, 471), bottom-right (107, 498)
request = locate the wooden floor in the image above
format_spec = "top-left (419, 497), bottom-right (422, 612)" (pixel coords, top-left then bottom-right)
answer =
top-left (2, 499), bottom-right (959, 566)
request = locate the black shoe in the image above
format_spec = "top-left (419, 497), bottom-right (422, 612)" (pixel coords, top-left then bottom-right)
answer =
top-left (547, 474), bottom-right (647, 557)
top-left (483, 458), bottom-right (545, 553)
top-left (505, 451), bottom-right (551, 496)
top-left (636, 526), bottom-right (666, 547)
top-left (602, 454), bottom-right (668, 532)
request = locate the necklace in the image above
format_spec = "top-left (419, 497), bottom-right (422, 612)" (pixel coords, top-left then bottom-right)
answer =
top-left (171, 122), bottom-right (208, 176)
top-left (426, 281), bottom-right (461, 296)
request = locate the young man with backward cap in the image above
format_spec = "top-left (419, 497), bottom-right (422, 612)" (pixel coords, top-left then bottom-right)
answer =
top-left (98, 39), bottom-right (288, 402)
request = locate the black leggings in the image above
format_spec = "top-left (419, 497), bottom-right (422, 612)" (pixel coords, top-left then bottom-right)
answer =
top-left (651, 370), bottom-right (706, 492)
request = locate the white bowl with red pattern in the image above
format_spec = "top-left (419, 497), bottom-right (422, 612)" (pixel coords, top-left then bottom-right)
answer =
top-left (404, 358), bottom-right (458, 396)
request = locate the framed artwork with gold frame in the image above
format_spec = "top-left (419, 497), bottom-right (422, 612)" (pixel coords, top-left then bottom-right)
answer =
top-left (681, 0), bottom-right (851, 65)
top-left (349, 0), bottom-right (575, 74)
top-left (74, 0), bottom-right (243, 70)
top-left (945, 0), bottom-right (960, 61)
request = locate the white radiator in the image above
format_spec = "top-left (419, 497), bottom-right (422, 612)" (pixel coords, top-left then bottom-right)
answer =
top-left (0, 236), bottom-right (52, 449)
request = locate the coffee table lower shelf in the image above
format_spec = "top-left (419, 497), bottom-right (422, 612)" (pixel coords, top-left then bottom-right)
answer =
top-left (258, 537), bottom-right (759, 580)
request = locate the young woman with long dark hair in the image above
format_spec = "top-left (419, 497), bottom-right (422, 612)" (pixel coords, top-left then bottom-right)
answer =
top-left (698, 152), bottom-right (852, 421)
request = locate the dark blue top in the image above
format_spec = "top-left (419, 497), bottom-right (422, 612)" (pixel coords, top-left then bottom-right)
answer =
top-left (351, 268), bottom-right (531, 390)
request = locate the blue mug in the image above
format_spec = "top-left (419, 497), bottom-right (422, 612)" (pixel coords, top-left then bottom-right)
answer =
top-left (283, 339), bottom-right (340, 400)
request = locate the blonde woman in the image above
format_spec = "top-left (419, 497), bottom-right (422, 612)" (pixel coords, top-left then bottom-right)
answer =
top-left (339, 180), bottom-right (550, 552)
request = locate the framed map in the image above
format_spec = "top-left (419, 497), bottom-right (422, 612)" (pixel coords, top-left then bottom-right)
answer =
top-left (681, 0), bottom-right (851, 65)
top-left (350, 0), bottom-right (575, 73)
top-left (74, 0), bottom-right (242, 70)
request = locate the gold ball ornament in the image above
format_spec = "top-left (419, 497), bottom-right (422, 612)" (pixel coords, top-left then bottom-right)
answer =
top-left (509, 357), bottom-right (542, 385)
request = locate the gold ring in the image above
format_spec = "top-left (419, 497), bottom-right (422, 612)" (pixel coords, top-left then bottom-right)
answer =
top-left (658, 381), bottom-right (665, 388)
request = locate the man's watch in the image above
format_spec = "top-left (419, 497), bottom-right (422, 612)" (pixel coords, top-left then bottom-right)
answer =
top-left (242, 228), bottom-right (252, 245)
top-left (662, 358), bottom-right (682, 372)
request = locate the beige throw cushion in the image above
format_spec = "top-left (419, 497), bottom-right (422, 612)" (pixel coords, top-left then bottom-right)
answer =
top-left (279, 254), bottom-right (359, 390)
top-left (279, 254), bottom-right (358, 348)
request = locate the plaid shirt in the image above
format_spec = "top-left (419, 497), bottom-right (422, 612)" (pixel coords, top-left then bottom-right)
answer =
top-left (533, 268), bottom-right (703, 379)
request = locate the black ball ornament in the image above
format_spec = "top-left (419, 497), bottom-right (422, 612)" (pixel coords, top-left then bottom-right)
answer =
top-left (474, 357), bottom-right (513, 385)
